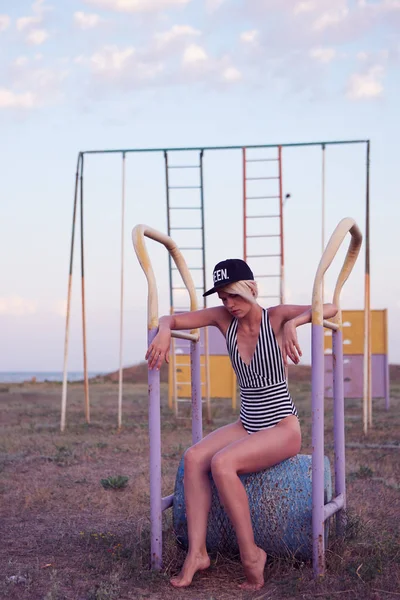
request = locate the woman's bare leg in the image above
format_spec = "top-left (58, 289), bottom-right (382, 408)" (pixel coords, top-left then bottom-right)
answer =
top-left (211, 416), bottom-right (301, 591)
top-left (170, 419), bottom-right (248, 588)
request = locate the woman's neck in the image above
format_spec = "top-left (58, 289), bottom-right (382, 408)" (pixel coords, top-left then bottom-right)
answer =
top-left (237, 303), bottom-right (263, 332)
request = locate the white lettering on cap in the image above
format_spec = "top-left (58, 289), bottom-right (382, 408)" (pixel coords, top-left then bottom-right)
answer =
top-left (213, 268), bottom-right (228, 283)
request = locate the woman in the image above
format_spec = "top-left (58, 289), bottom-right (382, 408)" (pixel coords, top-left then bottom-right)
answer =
top-left (146, 258), bottom-right (337, 591)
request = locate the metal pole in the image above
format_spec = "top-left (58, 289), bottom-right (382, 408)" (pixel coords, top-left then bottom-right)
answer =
top-left (199, 150), bottom-right (211, 423)
top-left (164, 151), bottom-right (176, 412)
top-left (82, 139), bottom-right (370, 156)
top-left (242, 147), bottom-right (247, 261)
top-left (363, 141), bottom-right (371, 433)
top-left (61, 153), bottom-right (82, 432)
top-left (321, 144), bottom-right (326, 303)
top-left (332, 326), bottom-right (346, 536)
top-left (278, 145), bottom-right (285, 304)
top-left (80, 154), bottom-right (90, 424)
top-left (190, 340), bottom-right (203, 444)
top-left (148, 327), bottom-right (162, 569)
top-left (311, 323), bottom-right (326, 577)
top-left (118, 152), bottom-right (126, 430)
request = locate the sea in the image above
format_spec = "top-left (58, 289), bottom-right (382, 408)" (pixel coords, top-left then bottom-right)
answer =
top-left (0, 372), bottom-right (103, 383)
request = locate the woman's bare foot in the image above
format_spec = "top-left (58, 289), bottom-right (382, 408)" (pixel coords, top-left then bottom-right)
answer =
top-left (239, 547), bottom-right (267, 591)
top-left (170, 552), bottom-right (211, 588)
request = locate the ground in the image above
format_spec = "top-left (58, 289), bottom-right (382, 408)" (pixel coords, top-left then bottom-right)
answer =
top-left (0, 369), bottom-right (399, 600)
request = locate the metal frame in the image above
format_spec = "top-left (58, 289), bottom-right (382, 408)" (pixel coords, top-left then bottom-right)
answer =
top-left (61, 139), bottom-right (372, 434)
top-left (133, 218), bottom-right (362, 577)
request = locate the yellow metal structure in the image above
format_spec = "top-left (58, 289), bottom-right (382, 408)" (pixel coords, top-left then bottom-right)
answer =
top-left (169, 356), bottom-right (237, 409)
top-left (324, 309), bottom-right (387, 355)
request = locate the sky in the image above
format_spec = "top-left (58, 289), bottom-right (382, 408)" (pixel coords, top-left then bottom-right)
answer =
top-left (1, 0), bottom-right (399, 375)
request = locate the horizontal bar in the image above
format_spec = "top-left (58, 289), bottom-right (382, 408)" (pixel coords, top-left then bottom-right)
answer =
top-left (171, 331), bottom-right (199, 342)
top-left (246, 176), bottom-right (279, 180)
top-left (247, 253), bottom-right (281, 258)
top-left (82, 139), bottom-right (369, 155)
top-left (173, 286), bottom-right (204, 290)
top-left (168, 165), bottom-right (200, 169)
top-left (161, 494), bottom-right (174, 511)
top-left (246, 233), bottom-right (281, 238)
top-left (246, 215), bottom-right (279, 219)
top-left (176, 246), bottom-right (202, 250)
top-left (323, 319), bottom-right (339, 331)
top-left (170, 227), bottom-right (202, 230)
top-left (169, 206), bottom-right (201, 210)
top-left (324, 493), bottom-right (344, 520)
top-left (246, 158), bottom-right (278, 162)
top-left (246, 196), bottom-right (280, 200)
top-left (169, 185), bottom-right (201, 189)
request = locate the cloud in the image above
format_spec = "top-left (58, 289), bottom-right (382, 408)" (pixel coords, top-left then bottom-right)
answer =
top-left (182, 44), bottom-right (208, 65)
top-left (90, 45), bottom-right (135, 73)
top-left (312, 7), bottom-right (349, 31)
top-left (16, 15), bottom-right (41, 31)
top-left (0, 14), bottom-right (10, 31)
top-left (293, 1), bottom-right (317, 14)
top-left (0, 296), bottom-right (37, 315)
top-left (82, 45), bottom-right (163, 85)
top-left (346, 65), bottom-right (385, 99)
top-left (2, 61), bottom-right (69, 111)
top-left (26, 28), bottom-right (49, 45)
top-left (309, 47), bottom-right (337, 63)
top-left (74, 11), bottom-right (102, 29)
top-left (240, 30), bottom-right (259, 44)
top-left (222, 66), bottom-right (242, 82)
top-left (206, 0), bottom-right (226, 12)
top-left (84, 0), bottom-right (191, 13)
top-left (154, 24), bottom-right (200, 46)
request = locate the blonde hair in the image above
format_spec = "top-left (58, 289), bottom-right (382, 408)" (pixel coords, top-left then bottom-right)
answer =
top-left (220, 280), bottom-right (258, 304)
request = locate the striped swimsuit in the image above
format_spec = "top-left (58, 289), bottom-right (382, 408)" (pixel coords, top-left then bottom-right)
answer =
top-left (226, 308), bottom-right (298, 434)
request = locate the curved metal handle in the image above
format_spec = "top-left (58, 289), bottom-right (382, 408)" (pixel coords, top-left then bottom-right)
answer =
top-left (312, 217), bottom-right (363, 325)
top-left (132, 224), bottom-right (200, 335)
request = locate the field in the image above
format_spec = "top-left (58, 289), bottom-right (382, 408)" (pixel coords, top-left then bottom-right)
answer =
top-left (1, 369), bottom-right (399, 600)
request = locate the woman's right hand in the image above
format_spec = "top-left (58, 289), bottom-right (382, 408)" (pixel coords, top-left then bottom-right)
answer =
top-left (145, 329), bottom-right (171, 371)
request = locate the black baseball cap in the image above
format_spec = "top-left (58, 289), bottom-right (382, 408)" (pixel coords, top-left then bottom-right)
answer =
top-left (203, 259), bottom-right (254, 297)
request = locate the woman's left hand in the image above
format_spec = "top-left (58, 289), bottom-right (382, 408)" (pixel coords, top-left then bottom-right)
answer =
top-left (282, 320), bottom-right (302, 366)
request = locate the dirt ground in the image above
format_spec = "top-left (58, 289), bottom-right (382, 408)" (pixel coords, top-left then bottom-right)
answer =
top-left (0, 373), bottom-right (399, 600)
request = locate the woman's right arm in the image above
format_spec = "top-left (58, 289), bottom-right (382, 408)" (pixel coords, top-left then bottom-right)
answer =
top-left (146, 306), bottom-right (229, 370)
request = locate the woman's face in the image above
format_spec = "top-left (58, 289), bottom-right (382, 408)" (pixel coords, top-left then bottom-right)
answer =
top-left (217, 290), bottom-right (251, 318)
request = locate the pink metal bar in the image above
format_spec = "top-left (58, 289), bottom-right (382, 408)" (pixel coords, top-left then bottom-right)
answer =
top-left (161, 494), bottom-right (174, 511)
top-left (384, 354), bottom-right (390, 410)
top-left (332, 329), bottom-right (347, 536)
top-left (324, 493), bottom-right (345, 520)
top-left (148, 327), bottom-right (162, 570)
top-left (190, 340), bottom-right (203, 444)
top-left (312, 324), bottom-right (326, 577)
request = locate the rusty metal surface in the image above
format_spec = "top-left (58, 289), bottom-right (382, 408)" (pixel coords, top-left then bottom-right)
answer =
top-left (173, 454), bottom-right (332, 560)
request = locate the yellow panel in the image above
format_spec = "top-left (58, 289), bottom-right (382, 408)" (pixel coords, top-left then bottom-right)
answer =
top-left (172, 355), bottom-right (235, 399)
top-left (324, 309), bottom-right (387, 355)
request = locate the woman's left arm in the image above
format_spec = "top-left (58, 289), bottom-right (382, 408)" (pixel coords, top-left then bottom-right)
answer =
top-left (269, 304), bottom-right (338, 365)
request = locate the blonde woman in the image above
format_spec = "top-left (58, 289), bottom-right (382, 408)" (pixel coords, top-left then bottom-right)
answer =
top-left (146, 259), bottom-right (337, 591)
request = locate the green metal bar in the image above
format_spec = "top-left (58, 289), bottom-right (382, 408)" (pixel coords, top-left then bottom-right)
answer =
top-left (81, 139), bottom-right (369, 156)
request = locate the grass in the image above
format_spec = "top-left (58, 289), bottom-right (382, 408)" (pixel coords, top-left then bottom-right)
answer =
top-left (0, 377), bottom-right (399, 599)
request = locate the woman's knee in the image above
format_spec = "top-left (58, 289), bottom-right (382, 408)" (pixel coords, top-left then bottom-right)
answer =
top-left (210, 451), bottom-right (234, 479)
top-left (184, 444), bottom-right (209, 472)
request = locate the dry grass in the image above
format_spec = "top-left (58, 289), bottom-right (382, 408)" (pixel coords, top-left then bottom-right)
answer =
top-left (0, 376), bottom-right (399, 600)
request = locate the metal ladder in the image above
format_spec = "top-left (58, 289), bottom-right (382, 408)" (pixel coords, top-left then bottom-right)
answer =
top-left (242, 146), bottom-right (285, 305)
top-left (164, 150), bottom-right (211, 421)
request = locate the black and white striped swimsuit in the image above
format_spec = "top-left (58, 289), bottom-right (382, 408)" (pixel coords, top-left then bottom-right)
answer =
top-left (226, 308), bottom-right (298, 434)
